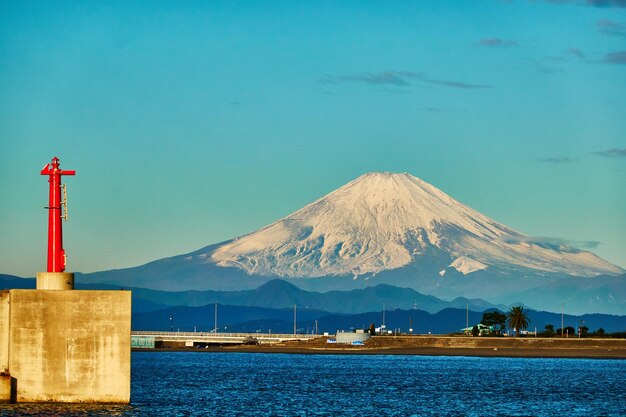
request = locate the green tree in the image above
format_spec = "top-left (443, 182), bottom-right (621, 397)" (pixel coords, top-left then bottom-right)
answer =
top-left (481, 311), bottom-right (507, 335)
top-left (557, 326), bottom-right (575, 337)
top-left (369, 323), bottom-right (376, 335)
top-left (471, 325), bottom-right (479, 337)
top-left (507, 306), bottom-right (530, 337)
top-left (544, 324), bottom-right (555, 337)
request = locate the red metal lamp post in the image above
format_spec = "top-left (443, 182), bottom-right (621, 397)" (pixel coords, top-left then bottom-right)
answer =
top-left (38, 157), bottom-right (76, 289)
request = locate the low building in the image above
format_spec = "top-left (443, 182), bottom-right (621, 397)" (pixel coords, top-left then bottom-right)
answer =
top-left (335, 330), bottom-right (371, 344)
top-left (461, 323), bottom-right (492, 336)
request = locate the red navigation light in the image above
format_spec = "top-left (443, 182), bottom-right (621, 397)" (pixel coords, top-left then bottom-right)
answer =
top-left (41, 157), bottom-right (76, 272)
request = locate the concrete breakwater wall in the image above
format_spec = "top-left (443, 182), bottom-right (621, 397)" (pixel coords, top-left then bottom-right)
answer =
top-left (362, 335), bottom-right (626, 352)
top-left (0, 289), bottom-right (131, 403)
top-left (377, 335), bottom-right (623, 346)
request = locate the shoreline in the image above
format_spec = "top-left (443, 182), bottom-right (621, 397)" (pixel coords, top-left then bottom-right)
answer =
top-left (133, 336), bottom-right (626, 359)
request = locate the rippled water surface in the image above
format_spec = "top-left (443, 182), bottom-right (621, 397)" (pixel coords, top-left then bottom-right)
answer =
top-left (2, 351), bottom-right (625, 416)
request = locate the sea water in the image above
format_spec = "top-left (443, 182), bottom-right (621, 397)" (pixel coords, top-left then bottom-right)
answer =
top-left (2, 351), bottom-right (625, 416)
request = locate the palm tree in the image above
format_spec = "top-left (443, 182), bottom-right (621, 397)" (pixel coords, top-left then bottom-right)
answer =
top-left (507, 306), bottom-right (530, 337)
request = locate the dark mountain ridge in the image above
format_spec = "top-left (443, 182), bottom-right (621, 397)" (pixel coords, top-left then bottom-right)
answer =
top-left (0, 274), bottom-right (506, 315)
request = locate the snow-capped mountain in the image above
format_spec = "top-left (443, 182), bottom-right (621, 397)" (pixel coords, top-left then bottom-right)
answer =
top-left (208, 172), bottom-right (622, 279)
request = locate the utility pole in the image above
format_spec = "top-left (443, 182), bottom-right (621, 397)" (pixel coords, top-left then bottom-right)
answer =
top-left (578, 321), bottom-right (585, 338)
top-left (214, 303), bottom-right (218, 333)
top-left (293, 304), bottom-right (297, 336)
top-left (466, 304), bottom-right (469, 329)
top-left (382, 302), bottom-right (386, 334)
top-left (561, 302), bottom-right (564, 337)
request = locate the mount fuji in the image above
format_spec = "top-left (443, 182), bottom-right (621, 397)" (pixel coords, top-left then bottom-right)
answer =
top-left (80, 172), bottom-right (625, 314)
top-left (211, 172), bottom-right (620, 279)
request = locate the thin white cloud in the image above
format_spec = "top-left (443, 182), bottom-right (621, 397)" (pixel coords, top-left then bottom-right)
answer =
top-left (594, 147), bottom-right (626, 157)
top-left (597, 19), bottom-right (626, 36)
top-left (475, 38), bottom-right (518, 47)
top-left (538, 157), bottom-right (574, 164)
top-left (320, 71), bottom-right (493, 90)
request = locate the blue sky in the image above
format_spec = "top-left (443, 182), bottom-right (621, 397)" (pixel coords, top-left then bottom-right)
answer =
top-left (1, 0), bottom-right (625, 277)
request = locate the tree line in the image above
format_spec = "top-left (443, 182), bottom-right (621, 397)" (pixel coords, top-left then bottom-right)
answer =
top-left (472, 306), bottom-right (616, 338)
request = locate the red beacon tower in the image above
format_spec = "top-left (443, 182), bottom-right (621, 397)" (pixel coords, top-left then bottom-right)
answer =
top-left (38, 157), bottom-right (76, 289)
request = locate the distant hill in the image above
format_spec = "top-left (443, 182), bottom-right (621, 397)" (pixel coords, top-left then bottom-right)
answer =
top-left (0, 274), bottom-right (35, 289)
top-left (0, 275), bottom-right (504, 314)
top-left (132, 303), bottom-right (333, 332)
top-left (4, 274), bottom-right (624, 333)
top-left (133, 304), bottom-right (626, 335)
top-left (123, 279), bottom-right (508, 314)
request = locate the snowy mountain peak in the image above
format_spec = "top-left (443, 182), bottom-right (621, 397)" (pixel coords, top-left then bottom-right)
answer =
top-left (208, 172), bottom-right (623, 279)
top-left (325, 172), bottom-right (511, 240)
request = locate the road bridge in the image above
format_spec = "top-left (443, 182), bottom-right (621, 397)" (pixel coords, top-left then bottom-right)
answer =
top-left (131, 331), bottom-right (320, 348)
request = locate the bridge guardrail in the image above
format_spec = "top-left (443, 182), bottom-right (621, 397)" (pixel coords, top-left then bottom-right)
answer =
top-left (132, 331), bottom-right (319, 339)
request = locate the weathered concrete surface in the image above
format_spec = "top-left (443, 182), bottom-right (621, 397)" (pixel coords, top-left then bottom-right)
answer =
top-left (0, 291), bottom-right (12, 403)
top-left (0, 375), bottom-right (16, 403)
top-left (6, 289), bottom-right (131, 403)
top-left (36, 272), bottom-right (74, 290)
top-left (0, 375), bottom-right (12, 403)
top-left (0, 291), bottom-right (9, 374)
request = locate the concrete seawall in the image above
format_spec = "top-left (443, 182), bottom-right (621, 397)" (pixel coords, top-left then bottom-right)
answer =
top-left (367, 335), bottom-right (626, 350)
top-left (140, 335), bottom-right (626, 359)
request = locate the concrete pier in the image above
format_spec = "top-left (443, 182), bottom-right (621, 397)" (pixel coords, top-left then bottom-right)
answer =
top-left (0, 289), bottom-right (131, 403)
top-left (0, 157), bottom-right (132, 403)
